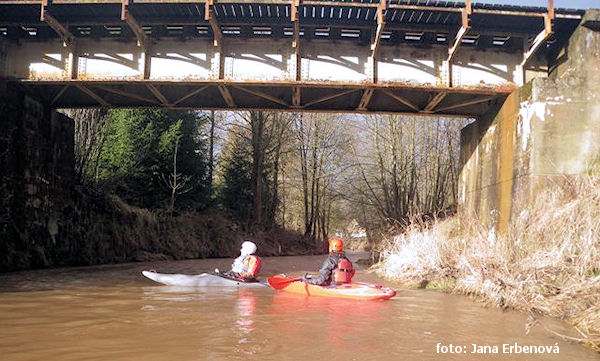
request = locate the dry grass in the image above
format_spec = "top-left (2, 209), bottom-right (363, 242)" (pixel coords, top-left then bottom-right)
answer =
top-left (375, 176), bottom-right (600, 351)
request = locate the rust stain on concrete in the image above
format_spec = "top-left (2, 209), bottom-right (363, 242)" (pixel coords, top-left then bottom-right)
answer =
top-left (497, 91), bottom-right (517, 234)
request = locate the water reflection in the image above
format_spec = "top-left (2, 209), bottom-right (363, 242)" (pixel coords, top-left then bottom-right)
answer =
top-left (270, 291), bottom-right (387, 317)
top-left (236, 290), bottom-right (256, 336)
top-left (269, 292), bottom-right (387, 354)
top-left (234, 290), bottom-right (258, 356)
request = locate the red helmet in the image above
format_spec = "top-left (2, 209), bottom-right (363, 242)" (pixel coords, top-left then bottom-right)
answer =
top-left (328, 237), bottom-right (344, 252)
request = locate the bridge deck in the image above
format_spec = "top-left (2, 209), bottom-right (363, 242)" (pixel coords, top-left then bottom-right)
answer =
top-left (0, 0), bottom-right (584, 117)
top-left (1, 1), bottom-right (582, 40)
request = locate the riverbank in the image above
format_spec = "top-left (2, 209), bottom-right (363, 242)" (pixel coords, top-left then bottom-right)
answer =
top-left (375, 176), bottom-right (600, 351)
top-left (0, 189), bottom-right (318, 272)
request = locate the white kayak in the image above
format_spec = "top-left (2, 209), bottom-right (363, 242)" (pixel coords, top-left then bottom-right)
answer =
top-left (141, 270), bottom-right (268, 288)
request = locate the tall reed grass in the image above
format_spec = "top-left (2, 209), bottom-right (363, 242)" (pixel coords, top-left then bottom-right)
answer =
top-left (376, 176), bottom-right (600, 351)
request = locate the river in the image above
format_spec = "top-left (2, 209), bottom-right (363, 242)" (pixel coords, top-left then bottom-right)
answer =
top-left (0, 254), bottom-right (596, 361)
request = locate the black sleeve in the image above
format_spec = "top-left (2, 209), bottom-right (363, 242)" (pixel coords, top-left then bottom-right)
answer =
top-left (305, 256), bottom-right (337, 285)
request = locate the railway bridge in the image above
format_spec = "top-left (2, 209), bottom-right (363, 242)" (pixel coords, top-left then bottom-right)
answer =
top-left (1, 0), bottom-right (599, 232)
top-left (0, 0), bottom-right (583, 116)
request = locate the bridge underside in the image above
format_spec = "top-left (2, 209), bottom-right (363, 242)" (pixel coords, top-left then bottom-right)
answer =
top-left (0, 0), bottom-right (583, 116)
top-left (19, 80), bottom-right (510, 117)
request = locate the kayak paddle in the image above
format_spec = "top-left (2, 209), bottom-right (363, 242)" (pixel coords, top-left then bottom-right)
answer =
top-left (267, 275), bottom-right (302, 290)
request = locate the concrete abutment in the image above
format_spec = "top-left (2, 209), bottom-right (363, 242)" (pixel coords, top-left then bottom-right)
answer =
top-left (458, 9), bottom-right (600, 232)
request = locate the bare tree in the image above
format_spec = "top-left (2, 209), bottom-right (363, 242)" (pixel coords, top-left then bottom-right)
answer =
top-left (290, 113), bottom-right (350, 243)
top-left (218, 111), bottom-right (463, 239)
top-left (221, 111), bottom-right (294, 228)
top-left (347, 114), bottom-right (463, 226)
top-left (162, 136), bottom-right (191, 216)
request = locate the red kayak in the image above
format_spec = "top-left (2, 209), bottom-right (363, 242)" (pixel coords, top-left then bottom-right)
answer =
top-left (267, 275), bottom-right (396, 301)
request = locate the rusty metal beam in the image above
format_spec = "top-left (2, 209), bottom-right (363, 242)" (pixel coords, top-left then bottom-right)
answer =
top-left (521, 2), bottom-right (554, 68)
top-left (20, 80), bottom-right (505, 117)
top-left (215, 51), bottom-right (225, 80)
top-left (445, 0), bottom-right (471, 87)
top-left (75, 84), bottom-right (109, 106)
top-left (96, 84), bottom-right (158, 104)
top-left (357, 88), bottom-right (374, 111)
top-left (206, 0), bottom-right (224, 79)
top-left (447, 26), bottom-right (468, 64)
top-left (434, 95), bottom-right (497, 113)
top-left (204, 0), bottom-right (212, 21)
top-left (68, 46), bottom-right (79, 80)
top-left (369, 0), bottom-right (386, 83)
top-left (121, 0), bottom-right (148, 49)
top-left (40, 0), bottom-right (79, 79)
top-left (292, 19), bottom-right (300, 51)
top-left (55, 105), bottom-right (475, 119)
top-left (172, 85), bottom-right (210, 106)
top-left (207, 16), bottom-right (222, 48)
top-left (548, 0), bottom-right (555, 21)
top-left (146, 84), bottom-right (170, 105)
top-left (143, 48), bottom-right (151, 79)
top-left (294, 23), bottom-right (301, 81)
top-left (19, 79), bottom-right (514, 96)
top-left (302, 89), bottom-right (358, 108)
top-left (371, 20), bottom-right (385, 55)
top-left (232, 85), bottom-right (290, 107)
top-left (291, 1), bottom-right (301, 82)
top-left (40, 1), bottom-right (75, 47)
top-left (371, 0), bottom-right (386, 55)
top-left (122, 0), bottom-right (151, 78)
top-left (464, 0), bottom-right (472, 17)
top-left (381, 90), bottom-right (419, 112)
top-left (51, 85), bottom-right (70, 105)
top-left (291, 0), bottom-right (300, 23)
top-left (423, 92), bottom-right (447, 113)
top-left (292, 86), bottom-right (301, 107)
top-left (218, 84), bottom-right (235, 107)
top-left (521, 27), bottom-right (552, 66)
top-left (448, 0), bottom-right (471, 64)
top-left (205, 0), bottom-right (222, 47)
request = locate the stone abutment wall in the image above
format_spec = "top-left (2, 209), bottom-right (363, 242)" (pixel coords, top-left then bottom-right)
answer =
top-left (0, 83), bottom-right (76, 269)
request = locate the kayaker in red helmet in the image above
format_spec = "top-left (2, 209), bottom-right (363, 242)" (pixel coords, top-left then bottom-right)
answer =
top-left (224, 241), bottom-right (262, 281)
top-left (302, 237), bottom-right (355, 286)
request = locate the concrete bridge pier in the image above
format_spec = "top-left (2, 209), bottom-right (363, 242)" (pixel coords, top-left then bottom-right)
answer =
top-left (458, 9), bottom-right (600, 233)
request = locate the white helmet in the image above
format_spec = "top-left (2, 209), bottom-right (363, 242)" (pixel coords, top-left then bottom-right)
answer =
top-left (240, 241), bottom-right (257, 255)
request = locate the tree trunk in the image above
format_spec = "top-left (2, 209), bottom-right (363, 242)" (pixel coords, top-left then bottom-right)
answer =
top-left (297, 115), bottom-right (311, 236)
top-left (269, 118), bottom-right (285, 229)
top-left (208, 110), bottom-right (215, 197)
top-left (251, 112), bottom-right (265, 226)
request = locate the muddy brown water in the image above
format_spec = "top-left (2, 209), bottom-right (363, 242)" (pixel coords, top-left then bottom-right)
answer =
top-left (0, 254), bottom-right (597, 361)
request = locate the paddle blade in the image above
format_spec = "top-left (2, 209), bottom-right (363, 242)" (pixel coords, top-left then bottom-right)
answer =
top-left (267, 275), bottom-right (301, 290)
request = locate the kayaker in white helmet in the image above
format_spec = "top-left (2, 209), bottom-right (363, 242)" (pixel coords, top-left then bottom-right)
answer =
top-left (302, 237), bottom-right (355, 286)
top-left (224, 241), bottom-right (262, 281)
